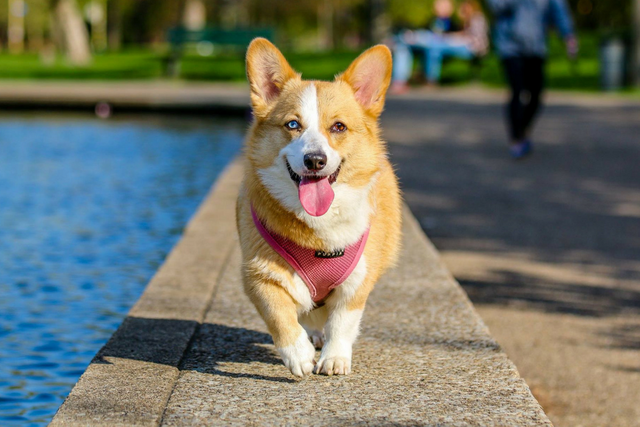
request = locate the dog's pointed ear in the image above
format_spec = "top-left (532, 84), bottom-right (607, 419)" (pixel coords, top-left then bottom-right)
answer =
top-left (246, 38), bottom-right (298, 117)
top-left (337, 45), bottom-right (392, 117)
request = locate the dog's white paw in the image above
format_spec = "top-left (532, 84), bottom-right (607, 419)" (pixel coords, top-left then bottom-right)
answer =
top-left (308, 330), bottom-right (325, 350)
top-left (314, 356), bottom-right (351, 376)
top-left (277, 331), bottom-right (316, 377)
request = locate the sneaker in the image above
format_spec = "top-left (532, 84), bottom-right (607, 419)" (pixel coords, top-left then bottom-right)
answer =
top-left (509, 140), bottom-right (532, 159)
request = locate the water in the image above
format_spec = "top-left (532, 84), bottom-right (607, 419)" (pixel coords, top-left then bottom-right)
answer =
top-left (0, 113), bottom-right (245, 426)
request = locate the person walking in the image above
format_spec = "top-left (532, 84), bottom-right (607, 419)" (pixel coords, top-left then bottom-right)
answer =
top-left (487, 0), bottom-right (578, 159)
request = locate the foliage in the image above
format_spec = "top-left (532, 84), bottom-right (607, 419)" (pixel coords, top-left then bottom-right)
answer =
top-left (0, 0), bottom-right (635, 52)
top-left (0, 32), bottom-right (605, 91)
top-left (566, 0), bottom-right (633, 33)
top-left (118, 0), bottom-right (185, 44)
top-left (386, 0), bottom-right (435, 29)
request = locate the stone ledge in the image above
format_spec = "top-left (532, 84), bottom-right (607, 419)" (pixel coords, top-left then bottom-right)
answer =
top-left (1, 82), bottom-right (638, 114)
top-left (0, 82), bottom-right (251, 113)
top-left (51, 157), bottom-right (551, 426)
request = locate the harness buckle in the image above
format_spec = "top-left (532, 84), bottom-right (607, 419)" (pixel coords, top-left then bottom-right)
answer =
top-left (314, 249), bottom-right (345, 258)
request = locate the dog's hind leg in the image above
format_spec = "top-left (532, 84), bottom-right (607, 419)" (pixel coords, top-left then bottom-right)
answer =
top-left (299, 306), bottom-right (328, 349)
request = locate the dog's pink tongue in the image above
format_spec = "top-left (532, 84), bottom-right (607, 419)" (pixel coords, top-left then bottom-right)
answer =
top-left (298, 176), bottom-right (334, 217)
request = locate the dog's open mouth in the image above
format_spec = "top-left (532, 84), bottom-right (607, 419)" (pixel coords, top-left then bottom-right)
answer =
top-left (286, 159), bottom-right (341, 217)
top-left (286, 160), bottom-right (341, 186)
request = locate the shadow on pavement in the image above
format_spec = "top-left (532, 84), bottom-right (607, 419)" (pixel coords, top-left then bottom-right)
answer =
top-left (178, 322), bottom-right (295, 383)
top-left (599, 323), bottom-right (640, 351)
top-left (460, 271), bottom-right (640, 317)
top-left (384, 98), bottom-right (640, 321)
top-left (92, 316), bottom-right (293, 382)
top-left (93, 317), bottom-right (198, 367)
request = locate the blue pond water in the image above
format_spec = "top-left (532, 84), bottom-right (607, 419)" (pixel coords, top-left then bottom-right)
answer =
top-left (0, 114), bottom-right (245, 426)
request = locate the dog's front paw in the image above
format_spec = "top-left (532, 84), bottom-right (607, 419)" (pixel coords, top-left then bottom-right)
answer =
top-left (314, 356), bottom-right (351, 376)
top-left (277, 331), bottom-right (316, 377)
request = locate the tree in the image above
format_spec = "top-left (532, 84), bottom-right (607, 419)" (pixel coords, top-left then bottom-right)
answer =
top-left (183, 0), bottom-right (206, 30)
top-left (51, 0), bottom-right (91, 64)
top-left (367, 0), bottom-right (389, 44)
top-left (25, 0), bottom-right (50, 51)
top-left (107, 0), bottom-right (122, 50)
top-left (386, 0), bottom-right (434, 29)
top-left (634, 0), bottom-right (640, 85)
top-left (7, 0), bottom-right (26, 53)
top-left (119, 0), bottom-right (184, 45)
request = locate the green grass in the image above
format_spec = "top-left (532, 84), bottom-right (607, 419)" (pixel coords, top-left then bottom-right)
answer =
top-left (0, 49), bottom-right (361, 82)
top-left (0, 33), bottom-right (610, 91)
top-left (0, 50), bottom-right (163, 80)
top-left (180, 50), bottom-right (361, 81)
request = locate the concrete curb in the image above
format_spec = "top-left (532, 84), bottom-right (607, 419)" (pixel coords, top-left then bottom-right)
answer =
top-left (1, 81), bottom-right (638, 114)
top-left (0, 81), bottom-right (251, 114)
top-left (51, 156), bottom-right (552, 426)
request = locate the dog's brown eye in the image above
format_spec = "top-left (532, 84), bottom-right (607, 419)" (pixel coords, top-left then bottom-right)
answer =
top-left (331, 122), bottom-right (347, 133)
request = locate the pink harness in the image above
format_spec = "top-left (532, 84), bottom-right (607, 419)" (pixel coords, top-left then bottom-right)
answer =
top-left (251, 208), bottom-right (369, 303)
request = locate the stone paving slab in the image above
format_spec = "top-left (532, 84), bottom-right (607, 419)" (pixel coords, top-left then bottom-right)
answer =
top-left (160, 214), bottom-right (550, 426)
top-left (51, 155), bottom-right (550, 426)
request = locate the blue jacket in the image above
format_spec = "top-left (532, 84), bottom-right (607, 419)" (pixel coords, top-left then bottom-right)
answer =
top-left (487, 0), bottom-right (575, 58)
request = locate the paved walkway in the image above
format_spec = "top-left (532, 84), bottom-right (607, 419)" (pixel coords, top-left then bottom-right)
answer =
top-left (51, 159), bottom-right (550, 426)
top-left (10, 82), bottom-right (637, 425)
top-left (382, 91), bottom-right (640, 426)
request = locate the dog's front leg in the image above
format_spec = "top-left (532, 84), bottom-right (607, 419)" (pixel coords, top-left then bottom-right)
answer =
top-left (314, 259), bottom-right (371, 376)
top-left (247, 279), bottom-right (316, 377)
top-left (314, 304), bottom-right (364, 376)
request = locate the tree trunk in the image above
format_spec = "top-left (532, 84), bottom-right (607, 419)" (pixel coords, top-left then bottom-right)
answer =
top-left (87, 0), bottom-right (108, 52)
top-left (367, 0), bottom-right (388, 44)
top-left (107, 0), bottom-right (122, 50)
top-left (219, 0), bottom-right (249, 29)
top-left (633, 0), bottom-right (640, 85)
top-left (52, 0), bottom-right (91, 65)
top-left (318, 1), bottom-right (334, 50)
top-left (26, 0), bottom-right (48, 52)
top-left (8, 0), bottom-right (26, 53)
top-left (183, 0), bottom-right (206, 31)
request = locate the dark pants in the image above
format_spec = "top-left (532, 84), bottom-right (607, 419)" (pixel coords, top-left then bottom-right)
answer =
top-left (502, 56), bottom-right (545, 141)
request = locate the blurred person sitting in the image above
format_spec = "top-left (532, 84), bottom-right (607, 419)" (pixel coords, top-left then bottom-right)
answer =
top-left (486, 0), bottom-right (578, 159)
top-left (390, 0), bottom-right (488, 93)
top-left (430, 0), bottom-right (460, 34)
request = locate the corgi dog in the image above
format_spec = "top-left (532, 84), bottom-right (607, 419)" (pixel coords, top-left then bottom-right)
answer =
top-left (236, 38), bottom-right (402, 377)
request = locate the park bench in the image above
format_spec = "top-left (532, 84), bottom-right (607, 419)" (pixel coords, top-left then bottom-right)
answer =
top-left (165, 27), bottom-right (274, 77)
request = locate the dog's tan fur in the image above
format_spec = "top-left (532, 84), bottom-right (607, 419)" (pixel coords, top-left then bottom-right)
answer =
top-left (236, 38), bottom-right (401, 377)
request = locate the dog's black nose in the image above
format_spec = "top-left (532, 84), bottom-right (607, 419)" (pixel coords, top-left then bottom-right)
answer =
top-left (303, 152), bottom-right (327, 171)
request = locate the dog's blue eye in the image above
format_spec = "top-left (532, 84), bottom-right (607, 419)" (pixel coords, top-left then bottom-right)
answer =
top-left (285, 120), bottom-right (300, 130)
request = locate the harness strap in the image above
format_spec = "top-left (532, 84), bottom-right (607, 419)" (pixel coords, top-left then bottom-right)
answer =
top-left (251, 207), bottom-right (369, 303)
